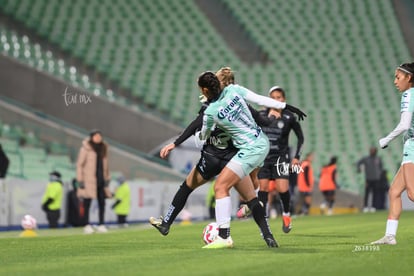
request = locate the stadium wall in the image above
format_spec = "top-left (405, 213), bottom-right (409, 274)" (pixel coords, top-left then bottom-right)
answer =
top-left (0, 55), bottom-right (182, 153)
top-left (0, 97), bottom-right (185, 181)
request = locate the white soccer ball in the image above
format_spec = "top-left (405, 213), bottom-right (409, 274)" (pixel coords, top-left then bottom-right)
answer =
top-left (202, 222), bottom-right (219, 244)
top-left (21, 215), bottom-right (37, 230)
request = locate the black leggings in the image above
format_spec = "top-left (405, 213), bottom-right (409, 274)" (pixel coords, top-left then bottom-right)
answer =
top-left (83, 187), bottom-right (106, 225)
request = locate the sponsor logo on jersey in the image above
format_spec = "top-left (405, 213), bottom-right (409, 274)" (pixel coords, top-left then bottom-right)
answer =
top-left (217, 96), bottom-right (240, 120)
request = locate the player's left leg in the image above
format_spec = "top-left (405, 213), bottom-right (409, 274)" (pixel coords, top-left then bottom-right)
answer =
top-left (371, 166), bottom-right (406, 245)
top-left (403, 163), bottom-right (414, 201)
top-left (276, 178), bottom-right (292, 233)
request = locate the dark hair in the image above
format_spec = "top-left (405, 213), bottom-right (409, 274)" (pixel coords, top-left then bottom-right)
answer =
top-left (398, 62), bottom-right (414, 82)
top-left (270, 87), bottom-right (286, 98)
top-left (325, 156), bottom-right (337, 166)
top-left (197, 71), bottom-right (221, 101)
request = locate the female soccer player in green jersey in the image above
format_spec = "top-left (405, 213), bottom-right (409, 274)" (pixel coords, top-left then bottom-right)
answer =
top-left (371, 62), bottom-right (414, 245)
top-left (198, 71), bottom-right (306, 249)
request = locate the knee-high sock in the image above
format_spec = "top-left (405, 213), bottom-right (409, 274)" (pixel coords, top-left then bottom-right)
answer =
top-left (163, 181), bottom-right (193, 225)
top-left (258, 191), bottom-right (268, 210)
top-left (279, 191), bottom-right (290, 214)
top-left (216, 197), bottom-right (232, 239)
top-left (248, 197), bottom-right (273, 238)
top-left (386, 219), bottom-right (398, 236)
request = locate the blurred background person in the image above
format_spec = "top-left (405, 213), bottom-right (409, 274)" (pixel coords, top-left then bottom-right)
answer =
top-left (0, 144), bottom-right (9, 181)
top-left (297, 152), bottom-right (315, 215)
top-left (41, 171), bottom-right (63, 228)
top-left (76, 129), bottom-right (112, 234)
top-left (206, 180), bottom-right (216, 220)
top-left (65, 178), bottom-right (86, 227)
top-left (319, 156), bottom-right (338, 215)
top-left (356, 146), bottom-right (384, 212)
top-left (111, 175), bottom-right (131, 227)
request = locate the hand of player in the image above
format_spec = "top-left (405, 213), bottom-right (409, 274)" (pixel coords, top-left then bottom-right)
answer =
top-left (291, 158), bottom-right (300, 167)
top-left (285, 104), bottom-right (307, 121)
top-left (268, 109), bottom-right (281, 119)
top-left (160, 143), bottom-right (176, 159)
top-left (379, 138), bottom-right (388, 149)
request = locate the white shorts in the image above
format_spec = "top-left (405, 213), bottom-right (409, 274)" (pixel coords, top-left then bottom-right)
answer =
top-left (402, 139), bottom-right (414, 165)
top-left (225, 133), bottom-right (269, 178)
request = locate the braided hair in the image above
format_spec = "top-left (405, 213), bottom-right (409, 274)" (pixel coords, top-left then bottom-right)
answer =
top-left (197, 71), bottom-right (221, 101)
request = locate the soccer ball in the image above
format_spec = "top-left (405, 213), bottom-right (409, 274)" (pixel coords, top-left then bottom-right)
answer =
top-left (21, 215), bottom-right (37, 230)
top-left (202, 222), bottom-right (219, 244)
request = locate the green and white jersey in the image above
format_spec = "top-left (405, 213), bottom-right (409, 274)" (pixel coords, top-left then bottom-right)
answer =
top-left (401, 87), bottom-right (414, 140)
top-left (200, 84), bottom-right (285, 148)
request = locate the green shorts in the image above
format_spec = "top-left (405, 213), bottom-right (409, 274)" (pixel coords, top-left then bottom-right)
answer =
top-left (402, 138), bottom-right (414, 165)
top-left (226, 132), bottom-right (270, 178)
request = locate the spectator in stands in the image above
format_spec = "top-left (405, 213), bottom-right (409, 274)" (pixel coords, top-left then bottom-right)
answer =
top-left (111, 175), bottom-right (130, 227)
top-left (41, 171), bottom-right (63, 228)
top-left (357, 146), bottom-right (384, 212)
top-left (319, 156), bottom-right (338, 215)
top-left (76, 129), bottom-right (112, 234)
top-left (297, 152), bottom-right (315, 215)
top-left (0, 144), bottom-right (9, 180)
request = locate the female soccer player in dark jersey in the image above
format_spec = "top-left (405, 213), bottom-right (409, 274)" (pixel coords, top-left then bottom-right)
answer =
top-left (239, 86), bottom-right (304, 234)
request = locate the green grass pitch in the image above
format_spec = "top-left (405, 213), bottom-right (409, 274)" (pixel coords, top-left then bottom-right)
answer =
top-left (0, 211), bottom-right (413, 275)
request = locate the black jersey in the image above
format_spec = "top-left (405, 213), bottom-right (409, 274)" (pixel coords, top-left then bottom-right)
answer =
top-left (173, 102), bottom-right (271, 161)
top-left (259, 109), bottom-right (304, 162)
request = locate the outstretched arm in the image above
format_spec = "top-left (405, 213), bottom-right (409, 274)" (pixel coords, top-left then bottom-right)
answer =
top-left (379, 111), bottom-right (412, 148)
top-left (160, 105), bottom-right (206, 159)
top-left (244, 89), bottom-right (306, 120)
top-left (248, 105), bottom-right (272, 127)
top-left (244, 89), bottom-right (286, 109)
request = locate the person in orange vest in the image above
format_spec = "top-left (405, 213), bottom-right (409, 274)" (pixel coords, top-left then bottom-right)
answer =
top-left (297, 152), bottom-right (315, 215)
top-left (319, 156), bottom-right (338, 215)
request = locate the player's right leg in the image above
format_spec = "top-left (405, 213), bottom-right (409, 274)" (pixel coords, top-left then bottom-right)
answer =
top-left (150, 166), bottom-right (207, 236)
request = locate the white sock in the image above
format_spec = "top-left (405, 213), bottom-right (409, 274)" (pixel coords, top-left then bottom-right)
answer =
top-left (385, 219), bottom-right (398, 236)
top-left (282, 212), bottom-right (290, 217)
top-left (255, 187), bottom-right (260, 196)
top-left (215, 197), bottom-right (232, 228)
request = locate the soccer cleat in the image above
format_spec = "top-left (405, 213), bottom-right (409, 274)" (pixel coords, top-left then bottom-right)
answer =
top-left (149, 216), bottom-right (170, 236)
top-left (370, 235), bottom-right (397, 245)
top-left (83, 224), bottom-right (94, 234)
top-left (202, 236), bottom-right (234, 249)
top-left (96, 224), bottom-right (108, 233)
top-left (264, 235), bottom-right (279, 248)
top-left (282, 215), bottom-right (292, 233)
top-left (236, 204), bottom-right (252, 218)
